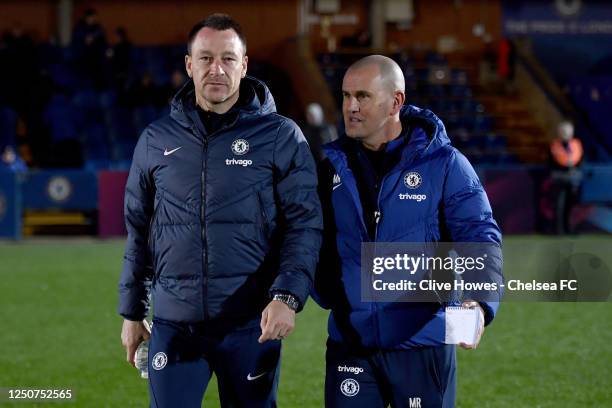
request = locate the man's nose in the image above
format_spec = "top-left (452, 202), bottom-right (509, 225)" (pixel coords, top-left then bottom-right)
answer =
top-left (210, 60), bottom-right (226, 76)
top-left (347, 97), bottom-right (359, 112)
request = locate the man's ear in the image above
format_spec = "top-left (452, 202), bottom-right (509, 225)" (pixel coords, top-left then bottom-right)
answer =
top-left (391, 91), bottom-right (405, 115)
top-left (185, 54), bottom-right (192, 78)
top-left (242, 55), bottom-right (248, 78)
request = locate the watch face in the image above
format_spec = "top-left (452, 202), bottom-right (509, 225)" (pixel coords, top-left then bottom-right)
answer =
top-left (273, 294), bottom-right (299, 311)
top-left (287, 299), bottom-right (299, 311)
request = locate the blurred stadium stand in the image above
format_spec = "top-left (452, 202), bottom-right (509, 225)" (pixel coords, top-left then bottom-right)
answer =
top-left (0, 0), bottom-right (610, 238)
top-left (318, 50), bottom-right (521, 165)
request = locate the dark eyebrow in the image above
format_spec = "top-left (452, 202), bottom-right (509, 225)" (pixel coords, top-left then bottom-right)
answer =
top-left (342, 90), bottom-right (371, 97)
top-left (196, 51), bottom-right (238, 58)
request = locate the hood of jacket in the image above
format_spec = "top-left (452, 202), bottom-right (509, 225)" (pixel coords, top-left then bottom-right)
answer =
top-left (325, 104), bottom-right (451, 164)
top-left (169, 75), bottom-right (277, 129)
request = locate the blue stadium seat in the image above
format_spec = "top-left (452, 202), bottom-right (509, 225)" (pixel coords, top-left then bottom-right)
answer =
top-left (425, 52), bottom-right (447, 65)
top-left (105, 107), bottom-right (135, 142)
top-left (47, 63), bottom-right (78, 90)
top-left (472, 115), bottom-right (493, 132)
top-left (568, 77), bottom-right (612, 154)
top-left (484, 133), bottom-right (507, 150)
top-left (73, 90), bottom-right (104, 125)
top-left (133, 105), bottom-right (159, 135)
top-left (43, 94), bottom-right (81, 141)
top-left (449, 84), bottom-right (472, 98)
top-left (84, 158), bottom-right (112, 171)
top-left (113, 140), bottom-right (137, 161)
top-left (81, 123), bottom-right (110, 160)
top-left (460, 99), bottom-right (484, 114)
top-left (99, 90), bottom-right (118, 108)
top-left (73, 90), bottom-right (100, 110)
top-left (414, 68), bottom-right (429, 82)
top-left (450, 69), bottom-right (468, 84)
top-left (424, 84), bottom-right (446, 97)
top-left (112, 159), bottom-right (133, 170)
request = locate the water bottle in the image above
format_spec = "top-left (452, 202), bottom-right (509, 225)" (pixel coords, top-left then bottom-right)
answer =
top-left (135, 340), bottom-right (149, 379)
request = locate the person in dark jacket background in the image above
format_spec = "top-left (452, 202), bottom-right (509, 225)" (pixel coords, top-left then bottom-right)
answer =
top-left (549, 120), bottom-right (583, 234)
top-left (314, 55), bottom-right (502, 407)
top-left (118, 14), bottom-right (322, 408)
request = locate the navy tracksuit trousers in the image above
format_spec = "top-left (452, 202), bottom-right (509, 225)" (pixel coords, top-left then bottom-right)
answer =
top-left (325, 339), bottom-right (456, 408)
top-left (147, 317), bottom-right (281, 408)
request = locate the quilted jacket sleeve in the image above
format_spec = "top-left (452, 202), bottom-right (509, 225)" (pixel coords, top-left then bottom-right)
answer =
top-left (443, 149), bottom-right (503, 325)
top-left (268, 119), bottom-right (323, 311)
top-left (117, 130), bottom-right (155, 321)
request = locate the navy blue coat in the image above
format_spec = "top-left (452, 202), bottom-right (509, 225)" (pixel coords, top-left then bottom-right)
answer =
top-left (118, 77), bottom-right (323, 324)
top-left (314, 105), bottom-right (502, 349)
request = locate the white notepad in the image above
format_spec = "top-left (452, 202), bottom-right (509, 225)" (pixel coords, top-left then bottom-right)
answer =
top-left (444, 306), bottom-right (480, 345)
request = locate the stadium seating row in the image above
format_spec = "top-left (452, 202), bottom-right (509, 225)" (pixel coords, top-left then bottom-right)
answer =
top-left (317, 52), bottom-right (514, 164)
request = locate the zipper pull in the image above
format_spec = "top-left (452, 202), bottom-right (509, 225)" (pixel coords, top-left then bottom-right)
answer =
top-left (374, 211), bottom-right (381, 224)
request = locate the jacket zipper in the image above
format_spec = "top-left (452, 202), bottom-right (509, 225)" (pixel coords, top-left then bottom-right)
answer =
top-left (201, 136), bottom-right (209, 320)
top-left (196, 118), bottom-right (240, 321)
top-left (371, 172), bottom-right (390, 348)
top-left (370, 151), bottom-right (424, 346)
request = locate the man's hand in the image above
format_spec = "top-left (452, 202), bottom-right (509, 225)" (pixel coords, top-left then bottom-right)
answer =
top-left (121, 319), bottom-right (151, 366)
top-left (258, 300), bottom-right (296, 343)
top-left (458, 300), bottom-right (485, 350)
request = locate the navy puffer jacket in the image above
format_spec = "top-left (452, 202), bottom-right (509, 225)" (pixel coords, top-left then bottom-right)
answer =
top-left (118, 77), bottom-right (323, 324)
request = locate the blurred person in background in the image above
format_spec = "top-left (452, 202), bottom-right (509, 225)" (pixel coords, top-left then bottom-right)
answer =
top-left (303, 102), bottom-right (337, 163)
top-left (313, 55), bottom-right (502, 408)
top-left (162, 68), bottom-right (188, 105)
top-left (118, 13), bottom-right (322, 408)
top-left (72, 8), bottom-right (107, 88)
top-left (549, 120), bottom-right (583, 234)
top-left (1, 25), bottom-right (37, 113)
top-left (0, 145), bottom-right (28, 173)
top-left (106, 27), bottom-right (132, 89)
top-left (124, 71), bottom-right (165, 108)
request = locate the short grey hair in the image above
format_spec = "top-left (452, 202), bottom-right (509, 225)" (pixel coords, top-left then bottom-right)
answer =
top-left (347, 54), bottom-right (405, 93)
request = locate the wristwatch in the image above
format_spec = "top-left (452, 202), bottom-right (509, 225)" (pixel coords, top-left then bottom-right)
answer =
top-left (272, 292), bottom-right (300, 311)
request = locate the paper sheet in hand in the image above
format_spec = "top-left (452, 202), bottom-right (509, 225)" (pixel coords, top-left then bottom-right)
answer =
top-left (444, 307), bottom-right (479, 345)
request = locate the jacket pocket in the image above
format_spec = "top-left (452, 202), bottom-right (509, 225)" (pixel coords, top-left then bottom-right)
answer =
top-left (148, 195), bottom-right (161, 278)
top-left (255, 190), bottom-right (270, 241)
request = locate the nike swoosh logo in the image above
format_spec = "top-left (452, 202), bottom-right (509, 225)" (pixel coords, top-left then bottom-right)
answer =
top-left (164, 147), bottom-right (182, 156)
top-left (247, 372), bottom-right (267, 381)
top-left (333, 183), bottom-right (342, 191)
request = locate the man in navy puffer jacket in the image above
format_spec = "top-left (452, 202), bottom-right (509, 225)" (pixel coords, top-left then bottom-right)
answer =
top-left (118, 14), bottom-right (322, 408)
top-left (314, 55), bottom-right (503, 408)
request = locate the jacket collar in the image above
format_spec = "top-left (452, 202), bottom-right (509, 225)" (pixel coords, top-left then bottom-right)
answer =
top-left (324, 104), bottom-right (451, 171)
top-left (169, 76), bottom-right (277, 130)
